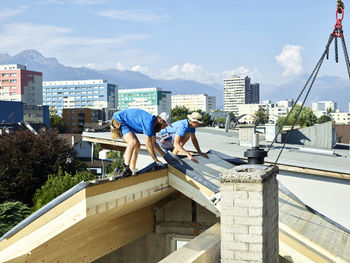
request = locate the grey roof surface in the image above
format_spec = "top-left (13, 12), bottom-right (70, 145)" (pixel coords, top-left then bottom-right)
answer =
top-left (194, 127), bottom-right (350, 174)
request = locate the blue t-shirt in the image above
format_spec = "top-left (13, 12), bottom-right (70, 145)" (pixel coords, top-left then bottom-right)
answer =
top-left (113, 109), bottom-right (156, 137)
top-left (159, 119), bottom-right (195, 138)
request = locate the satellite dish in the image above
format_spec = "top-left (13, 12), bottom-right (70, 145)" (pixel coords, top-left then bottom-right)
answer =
top-left (225, 115), bottom-right (230, 132)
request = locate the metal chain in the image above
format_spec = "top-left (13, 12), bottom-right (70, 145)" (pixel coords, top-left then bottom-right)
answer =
top-left (341, 33), bottom-right (350, 78)
top-left (335, 36), bottom-right (339, 62)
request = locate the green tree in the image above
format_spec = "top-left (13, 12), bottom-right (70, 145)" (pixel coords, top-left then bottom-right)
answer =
top-left (0, 201), bottom-right (31, 236)
top-left (50, 114), bottom-right (68, 133)
top-left (171, 106), bottom-right (191, 123)
top-left (32, 169), bottom-right (95, 212)
top-left (0, 129), bottom-right (86, 205)
top-left (317, 115), bottom-right (332, 124)
top-left (214, 117), bottom-right (226, 123)
top-left (276, 105), bottom-right (317, 130)
top-left (254, 106), bottom-right (269, 125)
top-left (93, 143), bottom-right (103, 159)
top-left (105, 151), bottom-right (124, 174)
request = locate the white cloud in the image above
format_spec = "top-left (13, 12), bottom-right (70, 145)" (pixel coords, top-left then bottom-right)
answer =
top-left (0, 22), bottom-right (151, 69)
top-left (275, 44), bottom-right (304, 76)
top-left (0, 6), bottom-right (27, 19)
top-left (159, 63), bottom-right (258, 84)
top-left (96, 9), bottom-right (169, 22)
top-left (131, 65), bottom-right (150, 75)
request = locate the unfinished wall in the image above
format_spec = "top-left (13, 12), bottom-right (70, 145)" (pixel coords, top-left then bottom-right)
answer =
top-left (281, 121), bottom-right (335, 148)
top-left (93, 192), bottom-right (218, 263)
top-left (335, 124), bottom-right (350, 144)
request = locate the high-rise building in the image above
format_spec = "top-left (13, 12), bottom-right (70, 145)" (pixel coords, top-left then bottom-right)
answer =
top-left (0, 64), bottom-right (42, 105)
top-left (223, 75), bottom-right (260, 114)
top-left (171, 94), bottom-right (216, 112)
top-left (43, 79), bottom-right (117, 115)
top-left (118, 87), bottom-right (171, 116)
top-left (330, 110), bottom-right (350, 124)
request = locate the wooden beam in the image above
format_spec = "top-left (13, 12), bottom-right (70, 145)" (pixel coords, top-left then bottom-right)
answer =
top-left (159, 223), bottom-right (220, 263)
top-left (5, 206), bottom-right (155, 263)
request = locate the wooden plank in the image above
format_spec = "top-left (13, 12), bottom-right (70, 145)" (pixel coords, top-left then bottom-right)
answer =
top-left (0, 190), bottom-right (86, 250)
top-left (168, 166), bottom-right (216, 198)
top-left (86, 169), bottom-right (168, 197)
top-left (279, 222), bottom-right (348, 263)
top-left (82, 135), bottom-right (148, 151)
top-left (9, 205), bottom-right (155, 263)
top-left (159, 223), bottom-right (220, 263)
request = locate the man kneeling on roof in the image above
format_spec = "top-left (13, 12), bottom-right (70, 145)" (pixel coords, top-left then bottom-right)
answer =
top-left (111, 108), bottom-right (171, 177)
top-left (156, 112), bottom-right (209, 163)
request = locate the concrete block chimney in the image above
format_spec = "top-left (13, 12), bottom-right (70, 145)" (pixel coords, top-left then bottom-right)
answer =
top-left (220, 165), bottom-right (279, 262)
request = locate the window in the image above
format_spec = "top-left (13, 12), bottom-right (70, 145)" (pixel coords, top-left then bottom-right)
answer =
top-left (2, 73), bottom-right (8, 77)
top-left (10, 73), bottom-right (16, 76)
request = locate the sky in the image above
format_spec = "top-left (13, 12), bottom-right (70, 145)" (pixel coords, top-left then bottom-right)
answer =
top-left (0, 0), bottom-right (349, 87)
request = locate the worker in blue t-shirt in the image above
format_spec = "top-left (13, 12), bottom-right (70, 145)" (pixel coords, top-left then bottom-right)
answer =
top-left (157, 112), bottom-right (209, 163)
top-left (112, 109), bottom-right (171, 177)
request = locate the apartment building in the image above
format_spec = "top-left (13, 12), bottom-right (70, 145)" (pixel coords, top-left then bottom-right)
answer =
top-left (312, 101), bottom-right (337, 118)
top-left (43, 79), bottom-right (117, 115)
top-left (0, 64), bottom-right (42, 105)
top-left (62, 108), bottom-right (106, 133)
top-left (118, 87), bottom-right (171, 116)
top-left (223, 75), bottom-right (259, 114)
top-left (330, 110), bottom-right (350, 124)
top-left (171, 94), bottom-right (216, 112)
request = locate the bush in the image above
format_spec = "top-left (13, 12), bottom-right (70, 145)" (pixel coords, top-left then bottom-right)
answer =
top-left (32, 169), bottom-right (95, 212)
top-left (0, 201), bottom-right (31, 237)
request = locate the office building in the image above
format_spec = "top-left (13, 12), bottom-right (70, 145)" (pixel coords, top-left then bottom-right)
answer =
top-left (171, 94), bottom-right (216, 112)
top-left (118, 87), bottom-right (171, 116)
top-left (223, 75), bottom-right (260, 114)
top-left (43, 79), bottom-right (117, 115)
top-left (0, 64), bottom-right (42, 105)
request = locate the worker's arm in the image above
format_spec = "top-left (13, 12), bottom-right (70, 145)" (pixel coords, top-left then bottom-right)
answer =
top-left (190, 133), bottom-right (208, 158)
top-left (145, 135), bottom-right (161, 163)
top-left (174, 134), bottom-right (198, 163)
top-left (152, 135), bottom-right (165, 158)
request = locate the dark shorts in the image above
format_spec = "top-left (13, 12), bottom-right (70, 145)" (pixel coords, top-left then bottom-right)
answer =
top-left (156, 133), bottom-right (175, 151)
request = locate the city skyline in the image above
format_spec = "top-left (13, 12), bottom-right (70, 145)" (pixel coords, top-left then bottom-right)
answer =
top-left (0, 0), bottom-right (349, 90)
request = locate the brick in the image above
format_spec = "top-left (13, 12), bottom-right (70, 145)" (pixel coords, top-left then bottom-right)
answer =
top-left (235, 234), bottom-right (263, 243)
top-left (249, 207), bottom-right (262, 216)
top-left (235, 183), bottom-right (262, 191)
top-left (249, 243), bottom-right (263, 252)
top-left (234, 216), bottom-right (263, 226)
top-left (222, 241), bottom-right (248, 251)
top-left (249, 226), bottom-right (263, 235)
top-left (235, 251), bottom-right (263, 261)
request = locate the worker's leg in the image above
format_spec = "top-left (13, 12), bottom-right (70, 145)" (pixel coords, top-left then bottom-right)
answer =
top-left (129, 139), bottom-right (141, 170)
top-left (173, 133), bottom-right (190, 155)
top-left (122, 132), bottom-right (139, 168)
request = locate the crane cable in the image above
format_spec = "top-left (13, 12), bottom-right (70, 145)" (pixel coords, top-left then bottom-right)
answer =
top-left (266, 0), bottom-right (350, 165)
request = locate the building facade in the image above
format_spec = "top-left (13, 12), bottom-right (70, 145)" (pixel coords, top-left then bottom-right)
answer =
top-left (0, 64), bottom-right (42, 105)
top-left (118, 87), bottom-right (171, 115)
top-left (0, 100), bottom-right (49, 126)
top-left (62, 108), bottom-right (106, 133)
top-left (223, 75), bottom-right (259, 114)
top-left (312, 101), bottom-right (337, 118)
top-left (330, 110), bottom-right (350, 124)
top-left (171, 94), bottom-right (216, 112)
top-left (43, 79), bottom-right (117, 115)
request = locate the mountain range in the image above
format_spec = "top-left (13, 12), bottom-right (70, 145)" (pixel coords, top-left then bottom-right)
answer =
top-left (0, 49), bottom-right (349, 111)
